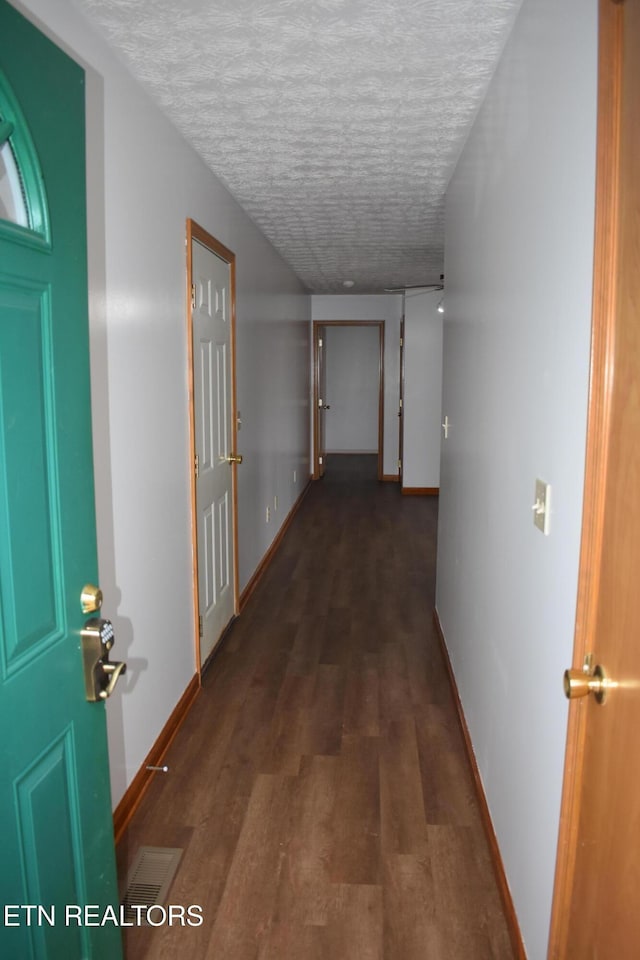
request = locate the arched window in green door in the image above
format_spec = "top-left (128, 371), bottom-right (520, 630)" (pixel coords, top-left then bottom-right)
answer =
top-left (0, 69), bottom-right (50, 243)
top-left (0, 129), bottom-right (27, 227)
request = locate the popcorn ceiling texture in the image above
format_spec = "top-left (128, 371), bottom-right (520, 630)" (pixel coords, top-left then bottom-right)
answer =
top-left (74, 0), bottom-right (522, 292)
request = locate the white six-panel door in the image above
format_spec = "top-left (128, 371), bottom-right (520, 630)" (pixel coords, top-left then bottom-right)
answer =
top-left (191, 238), bottom-right (235, 664)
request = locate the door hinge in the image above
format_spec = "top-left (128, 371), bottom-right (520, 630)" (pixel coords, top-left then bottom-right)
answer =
top-left (318, 397), bottom-right (323, 407)
top-left (194, 453), bottom-right (199, 478)
top-left (191, 282), bottom-right (196, 309)
top-left (319, 456), bottom-right (323, 465)
top-left (398, 458), bottom-right (402, 469)
top-left (400, 337), bottom-right (403, 347)
top-left (318, 337), bottom-right (323, 347)
top-left (399, 398), bottom-right (403, 409)
top-left (198, 615), bottom-right (203, 638)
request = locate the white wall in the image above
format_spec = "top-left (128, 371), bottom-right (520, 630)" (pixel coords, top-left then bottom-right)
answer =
top-left (311, 294), bottom-right (403, 476)
top-left (435, 0), bottom-right (597, 956)
top-left (14, 0), bottom-right (310, 809)
top-left (402, 289), bottom-right (443, 489)
top-left (325, 325), bottom-right (380, 453)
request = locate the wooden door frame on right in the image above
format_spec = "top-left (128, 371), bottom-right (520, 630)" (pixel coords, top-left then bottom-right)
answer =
top-left (312, 320), bottom-right (385, 481)
top-left (548, 1), bottom-right (626, 954)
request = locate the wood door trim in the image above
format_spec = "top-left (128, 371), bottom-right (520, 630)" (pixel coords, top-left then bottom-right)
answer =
top-left (312, 320), bottom-right (385, 480)
top-left (401, 486), bottom-right (439, 497)
top-left (433, 610), bottom-right (527, 959)
top-left (547, 2), bottom-right (623, 955)
top-left (186, 219), bottom-right (239, 677)
top-left (399, 316), bottom-right (405, 480)
top-left (312, 322), bottom-right (322, 480)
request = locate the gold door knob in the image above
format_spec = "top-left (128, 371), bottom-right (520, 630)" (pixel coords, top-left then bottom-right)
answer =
top-left (81, 584), bottom-right (103, 614)
top-left (224, 454), bottom-right (243, 464)
top-left (563, 663), bottom-right (610, 705)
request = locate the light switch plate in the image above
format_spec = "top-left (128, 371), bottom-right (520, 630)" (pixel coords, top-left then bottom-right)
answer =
top-left (533, 479), bottom-right (551, 535)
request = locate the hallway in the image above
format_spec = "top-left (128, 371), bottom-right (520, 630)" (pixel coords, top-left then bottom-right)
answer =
top-left (117, 455), bottom-right (514, 959)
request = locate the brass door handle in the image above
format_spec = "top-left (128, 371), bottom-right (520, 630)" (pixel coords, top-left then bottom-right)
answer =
top-left (98, 661), bottom-right (127, 700)
top-left (564, 663), bottom-right (611, 705)
top-left (223, 454), bottom-right (243, 464)
top-left (81, 616), bottom-right (127, 701)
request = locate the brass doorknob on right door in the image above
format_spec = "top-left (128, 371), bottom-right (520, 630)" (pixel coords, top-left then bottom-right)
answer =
top-left (563, 663), bottom-right (611, 705)
top-left (224, 453), bottom-right (243, 464)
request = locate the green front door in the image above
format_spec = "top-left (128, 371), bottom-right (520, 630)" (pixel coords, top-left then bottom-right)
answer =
top-left (0, 3), bottom-right (123, 957)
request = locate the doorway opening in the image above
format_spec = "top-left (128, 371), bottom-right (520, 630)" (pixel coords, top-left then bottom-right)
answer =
top-left (312, 320), bottom-right (384, 482)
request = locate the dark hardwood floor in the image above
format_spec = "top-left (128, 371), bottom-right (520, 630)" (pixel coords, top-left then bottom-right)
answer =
top-left (117, 454), bottom-right (514, 959)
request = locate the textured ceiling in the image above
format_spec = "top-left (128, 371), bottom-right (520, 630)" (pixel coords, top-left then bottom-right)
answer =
top-left (73, 0), bottom-right (521, 293)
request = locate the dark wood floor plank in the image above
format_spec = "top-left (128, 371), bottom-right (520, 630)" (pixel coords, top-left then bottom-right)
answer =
top-left (382, 854), bottom-right (443, 960)
top-left (286, 614), bottom-right (326, 677)
top-left (343, 653), bottom-right (380, 737)
top-left (428, 824), bottom-right (513, 959)
top-left (258, 922), bottom-right (327, 960)
top-left (319, 606), bottom-right (352, 666)
top-left (403, 619), bottom-right (453, 710)
top-left (273, 754), bottom-right (338, 926)
top-left (304, 663), bottom-right (347, 757)
top-left (117, 455), bottom-right (514, 960)
top-left (260, 672), bottom-right (315, 775)
top-left (379, 640), bottom-right (414, 724)
top-left (416, 704), bottom-right (481, 827)
top-left (380, 718), bottom-right (428, 856)
top-left (328, 734), bottom-right (381, 885)
top-left (204, 774), bottom-right (294, 960)
top-left (324, 883), bottom-right (384, 960)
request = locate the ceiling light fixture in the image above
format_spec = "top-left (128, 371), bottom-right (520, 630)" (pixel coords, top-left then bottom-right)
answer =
top-left (383, 283), bottom-right (444, 293)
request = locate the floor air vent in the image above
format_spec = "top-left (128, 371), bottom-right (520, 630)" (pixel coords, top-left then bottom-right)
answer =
top-left (121, 846), bottom-right (183, 924)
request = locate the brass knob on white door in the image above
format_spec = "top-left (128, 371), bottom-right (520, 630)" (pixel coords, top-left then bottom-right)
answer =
top-left (224, 454), bottom-right (243, 464)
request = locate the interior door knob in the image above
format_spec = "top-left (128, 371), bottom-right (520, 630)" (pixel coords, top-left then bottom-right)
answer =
top-left (563, 663), bottom-right (611, 705)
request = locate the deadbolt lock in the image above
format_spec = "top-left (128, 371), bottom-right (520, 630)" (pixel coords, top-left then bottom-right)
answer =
top-left (81, 617), bottom-right (126, 702)
top-left (80, 583), bottom-right (103, 614)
